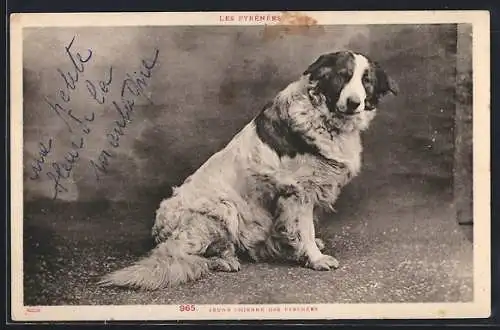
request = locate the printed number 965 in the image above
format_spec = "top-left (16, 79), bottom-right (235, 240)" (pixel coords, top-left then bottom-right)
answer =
top-left (179, 304), bottom-right (196, 312)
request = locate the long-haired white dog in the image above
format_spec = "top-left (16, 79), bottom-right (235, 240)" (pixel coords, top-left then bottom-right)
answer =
top-left (99, 50), bottom-right (398, 290)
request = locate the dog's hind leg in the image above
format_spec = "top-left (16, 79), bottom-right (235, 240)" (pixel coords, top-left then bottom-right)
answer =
top-left (273, 192), bottom-right (339, 271)
top-left (205, 241), bottom-right (241, 272)
top-left (100, 210), bottom-right (235, 290)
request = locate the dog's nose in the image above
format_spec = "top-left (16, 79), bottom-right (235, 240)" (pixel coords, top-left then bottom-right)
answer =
top-left (346, 96), bottom-right (361, 113)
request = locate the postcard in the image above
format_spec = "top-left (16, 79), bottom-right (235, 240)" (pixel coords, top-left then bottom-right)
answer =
top-left (10, 10), bottom-right (490, 321)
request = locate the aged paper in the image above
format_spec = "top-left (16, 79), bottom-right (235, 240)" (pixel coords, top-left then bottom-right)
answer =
top-left (10, 11), bottom-right (490, 321)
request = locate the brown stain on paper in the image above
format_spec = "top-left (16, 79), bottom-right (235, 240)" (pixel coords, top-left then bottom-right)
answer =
top-left (262, 12), bottom-right (325, 41)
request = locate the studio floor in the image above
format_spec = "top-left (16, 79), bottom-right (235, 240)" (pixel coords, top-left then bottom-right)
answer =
top-left (23, 170), bottom-right (473, 306)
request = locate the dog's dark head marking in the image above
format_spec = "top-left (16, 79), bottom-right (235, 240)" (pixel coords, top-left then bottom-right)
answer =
top-left (255, 51), bottom-right (397, 160)
top-left (363, 60), bottom-right (399, 110)
top-left (304, 51), bottom-right (398, 114)
top-left (304, 51), bottom-right (356, 113)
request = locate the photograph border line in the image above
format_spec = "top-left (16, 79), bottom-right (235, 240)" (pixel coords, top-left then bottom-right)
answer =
top-left (9, 11), bottom-right (491, 27)
top-left (9, 10), bottom-right (491, 321)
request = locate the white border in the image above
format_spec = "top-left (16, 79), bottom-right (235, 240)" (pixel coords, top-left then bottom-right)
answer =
top-left (10, 10), bottom-right (491, 321)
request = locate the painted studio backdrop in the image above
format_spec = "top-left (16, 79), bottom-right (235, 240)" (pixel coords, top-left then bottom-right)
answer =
top-left (22, 25), bottom-right (473, 305)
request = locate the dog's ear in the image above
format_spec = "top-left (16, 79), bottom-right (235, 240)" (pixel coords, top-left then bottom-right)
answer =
top-left (374, 64), bottom-right (398, 96)
top-left (303, 54), bottom-right (336, 81)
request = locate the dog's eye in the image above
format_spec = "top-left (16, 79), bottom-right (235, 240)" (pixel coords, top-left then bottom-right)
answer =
top-left (332, 75), bottom-right (344, 85)
top-left (362, 75), bottom-right (372, 84)
top-left (337, 70), bottom-right (350, 79)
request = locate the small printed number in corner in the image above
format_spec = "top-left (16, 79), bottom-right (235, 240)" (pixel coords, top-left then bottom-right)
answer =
top-left (25, 307), bottom-right (41, 314)
top-left (179, 304), bottom-right (196, 312)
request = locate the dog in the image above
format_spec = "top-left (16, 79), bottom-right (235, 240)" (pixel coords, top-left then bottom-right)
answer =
top-left (98, 50), bottom-right (398, 290)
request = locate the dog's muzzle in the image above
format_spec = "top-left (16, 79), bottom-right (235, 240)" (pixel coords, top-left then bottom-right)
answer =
top-left (336, 95), bottom-right (363, 115)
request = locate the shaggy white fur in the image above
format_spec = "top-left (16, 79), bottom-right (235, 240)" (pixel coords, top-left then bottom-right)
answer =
top-left (99, 51), bottom-right (395, 290)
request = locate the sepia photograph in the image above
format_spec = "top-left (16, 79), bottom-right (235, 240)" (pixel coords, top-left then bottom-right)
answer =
top-left (10, 11), bottom-right (490, 321)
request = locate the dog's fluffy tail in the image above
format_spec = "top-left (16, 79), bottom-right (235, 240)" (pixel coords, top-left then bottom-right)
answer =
top-left (98, 240), bottom-right (209, 290)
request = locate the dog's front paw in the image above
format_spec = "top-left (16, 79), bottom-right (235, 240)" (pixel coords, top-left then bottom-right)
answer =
top-left (306, 254), bottom-right (339, 271)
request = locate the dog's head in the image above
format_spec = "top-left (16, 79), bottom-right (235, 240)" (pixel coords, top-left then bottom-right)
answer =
top-left (303, 51), bottom-right (398, 130)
